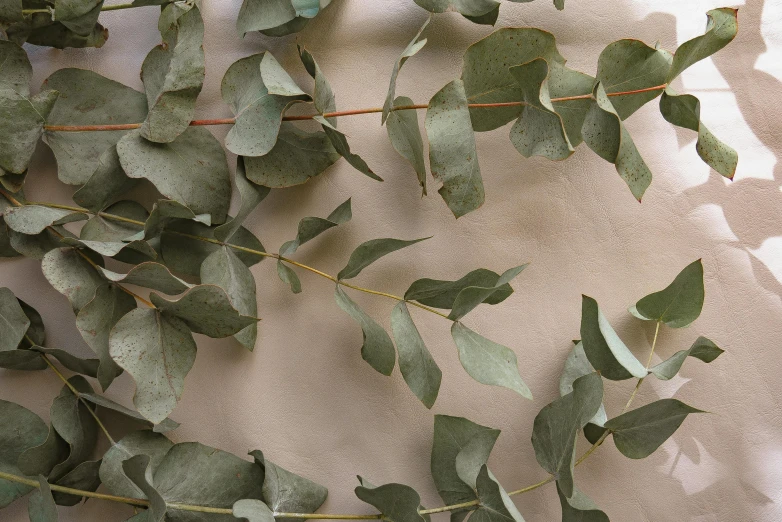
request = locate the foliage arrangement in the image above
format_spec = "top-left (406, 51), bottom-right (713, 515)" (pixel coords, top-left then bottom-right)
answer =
top-left (0, 0), bottom-right (736, 520)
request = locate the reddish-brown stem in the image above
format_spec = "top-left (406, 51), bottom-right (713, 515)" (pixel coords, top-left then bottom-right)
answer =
top-left (41, 84), bottom-right (667, 133)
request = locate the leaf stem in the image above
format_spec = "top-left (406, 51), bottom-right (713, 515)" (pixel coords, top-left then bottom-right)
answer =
top-left (42, 84), bottom-right (667, 133)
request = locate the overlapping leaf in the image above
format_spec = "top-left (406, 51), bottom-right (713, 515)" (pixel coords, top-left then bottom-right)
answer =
top-left (650, 336), bottom-right (723, 381)
top-left (0, 400), bottom-right (48, 508)
top-left (382, 17), bottom-right (430, 123)
top-left (391, 302), bottom-right (442, 408)
top-left (355, 478), bottom-right (427, 522)
top-left (581, 295), bottom-right (646, 381)
top-left (334, 286), bottom-right (395, 376)
top-left (338, 237), bottom-right (428, 281)
top-left (629, 259), bottom-right (704, 328)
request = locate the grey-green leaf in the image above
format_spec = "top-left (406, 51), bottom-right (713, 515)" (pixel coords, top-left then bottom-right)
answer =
top-left (650, 336), bottom-right (723, 381)
top-left (581, 295), bottom-right (646, 380)
top-left (250, 450), bottom-right (328, 522)
top-left (117, 127), bottom-right (232, 224)
top-left (557, 483), bottom-right (608, 522)
top-left (415, 0), bottom-right (500, 25)
top-left (72, 146), bottom-right (136, 213)
top-left (559, 342), bottom-right (607, 428)
top-left (451, 322), bottom-right (532, 400)
top-left (277, 261), bottom-right (302, 294)
top-left (355, 480), bottom-right (427, 522)
top-left (425, 80), bottom-right (483, 218)
top-left (28, 475), bottom-right (58, 522)
top-left (261, 52), bottom-right (308, 98)
top-left (581, 83), bottom-right (652, 201)
top-left (659, 89), bottom-right (737, 179)
top-left (214, 158), bottom-right (271, 243)
top-left (629, 259), bottom-right (704, 328)
top-left (404, 268), bottom-right (514, 309)
top-left (201, 247), bottom-right (258, 351)
top-left (448, 264), bottom-right (526, 321)
top-left (99, 263), bottom-right (192, 295)
top-left (299, 47), bottom-right (336, 118)
top-left (150, 284), bottom-right (258, 339)
top-left (42, 69), bottom-right (148, 185)
top-left (0, 399), bottom-right (48, 508)
top-left (41, 248), bottom-right (105, 314)
top-left (315, 116), bottom-right (382, 181)
top-left (338, 237), bottom-right (428, 281)
top-left (233, 499), bottom-right (275, 522)
top-left (334, 285), bottom-right (395, 376)
top-left (4, 205), bottom-right (86, 235)
top-left (391, 302), bottom-right (442, 409)
top-left (140, 3), bottom-right (205, 143)
top-left (531, 373), bottom-right (603, 497)
top-left (382, 17), bottom-right (429, 124)
top-left (604, 399), bottom-right (703, 459)
top-left (471, 465), bottom-right (526, 522)
top-left (80, 393), bottom-right (179, 433)
top-left (0, 286), bottom-right (30, 351)
top-left (386, 96), bottom-right (427, 195)
top-left (279, 198), bottom-right (352, 256)
top-left (99, 430), bottom-right (173, 499)
top-left (237, 0), bottom-right (295, 37)
top-left (508, 59), bottom-right (573, 160)
top-left (0, 41), bottom-right (31, 95)
top-left (48, 377), bottom-right (98, 483)
top-left (0, 88), bottom-right (58, 175)
top-left (667, 8), bottom-right (738, 82)
top-left (123, 455), bottom-right (167, 521)
top-left (109, 308), bottom-right (197, 424)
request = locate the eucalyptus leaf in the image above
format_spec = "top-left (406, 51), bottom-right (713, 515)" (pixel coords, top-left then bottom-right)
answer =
top-left (0, 399), bottom-right (48, 508)
top-left (99, 430), bottom-right (173, 499)
top-left (581, 83), bottom-right (652, 201)
top-left (0, 286), bottom-right (30, 351)
top-left (382, 17), bottom-right (430, 124)
top-left (71, 146), bottom-right (137, 213)
top-left (338, 237), bottom-right (428, 281)
top-left (604, 399), bottom-right (703, 459)
top-left (237, 0), bottom-right (295, 37)
top-left (17, 424), bottom-right (69, 479)
top-left (667, 8), bottom-right (738, 82)
top-left (28, 475), bottom-right (58, 522)
top-left (98, 263), bottom-right (192, 295)
top-left (109, 308), bottom-right (197, 424)
top-left (391, 302), bottom-right (442, 409)
top-left (386, 96), bottom-right (427, 195)
top-left (48, 377), bottom-right (98, 483)
top-left (41, 247), bottom-right (105, 314)
top-left (50, 459), bottom-right (101, 506)
top-left (425, 80), bottom-right (483, 218)
top-left (277, 261), bottom-right (302, 294)
top-left (659, 89), bottom-right (737, 179)
top-left (448, 264), bottom-right (526, 320)
top-left (3, 205), bottom-right (86, 235)
top-left (0, 88), bottom-right (58, 175)
top-left (451, 322), bottom-right (532, 399)
top-left (404, 268), bottom-right (514, 309)
top-left (122, 455), bottom-right (167, 521)
top-left (531, 373), bottom-right (603, 497)
top-left (334, 285), bottom-right (395, 376)
top-left (54, 0), bottom-right (103, 36)
top-left (629, 259), bottom-right (704, 328)
top-left (150, 284), bottom-right (258, 339)
top-left (315, 116), bottom-right (382, 181)
top-left (261, 52), bottom-right (308, 98)
top-left (233, 499), bottom-right (274, 522)
top-left (650, 336), bottom-right (723, 381)
top-left (142, 199), bottom-right (212, 240)
top-left (201, 247), bottom-right (258, 351)
top-left (414, 0), bottom-right (500, 25)
top-left (299, 47), bottom-right (336, 118)
top-left (214, 158), bottom-right (271, 243)
top-left (557, 483), bottom-right (609, 522)
top-left (580, 295), bottom-right (646, 381)
top-left (42, 69), bottom-right (148, 185)
top-left (36, 348), bottom-right (98, 378)
top-left (117, 127), bottom-right (232, 224)
top-left (559, 342), bottom-right (607, 428)
top-left (80, 393), bottom-right (179, 433)
top-left (0, 41), bottom-right (31, 94)
top-left (471, 465), bottom-right (525, 522)
top-left (78, 201), bottom-right (151, 265)
top-left (250, 450), bottom-right (328, 522)
top-left (355, 479), bottom-right (427, 522)
top-left (279, 198), bottom-right (352, 256)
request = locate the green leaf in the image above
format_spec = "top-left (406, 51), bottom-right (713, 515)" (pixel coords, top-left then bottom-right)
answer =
top-left (8, 226), bottom-right (73, 260)
top-left (581, 83), bottom-right (652, 201)
top-left (0, 399), bottom-right (48, 508)
top-left (0, 286), bottom-right (30, 351)
top-left (244, 124), bottom-right (341, 189)
top-left (595, 39), bottom-right (671, 119)
top-left (650, 336), bottom-right (723, 381)
top-left (214, 158), bottom-right (271, 243)
top-left (448, 264), bottom-right (526, 320)
top-left (234, 499), bottom-right (275, 522)
top-left (471, 465), bottom-right (526, 522)
top-left (41, 247), bottom-right (105, 314)
top-left (425, 80), bottom-right (483, 218)
top-left (15, 20), bottom-right (109, 50)
top-left (547, 64), bottom-right (595, 147)
top-left (36, 348), bottom-right (98, 378)
top-left (142, 198), bottom-right (211, 240)
top-left (99, 430), bottom-right (173, 499)
top-left (98, 262), bottom-right (192, 295)
top-left (280, 198), bottom-right (352, 256)
top-left (659, 89), bottom-right (737, 179)
top-left (250, 450), bottom-right (328, 522)
top-left (222, 53), bottom-right (307, 157)
top-left (140, 3), bottom-right (205, 143)
top-left (299, 46), bottom-right (336, 118)
top-left (42, 69), bottom-right (148, 185)
top-left (451, 322), bottom-right (532, 399)
top-left (54, 0), bottom-right (103, 36)
top-left (17, 423), bottom-right (69, 479)
top-left (382, 17), bottom-right (430, 124)
top-left (28, 475), bottom-right (58, 522)
top-left (3, 205), bottom-right (86, 235)
top-left (82, 392), bottom-right (178, 432)
top-left (72, 146), bottom-right (136, 213)
top-left (78, 201), bottom-right (151, 265)
top-left (315, 116), bottom-right (382, 181)
top-left (0, 88), bottom-right (58, 175)
top-left (123, 455), bottom-right (168, 521)
top-left (0, 41), bottom-right (31, 94)
top-left (48, 377), bottom-right (98, 483)
top-left (508, 59), bottom-right (573, 160)
top-left (161, 220), bottom-right (264, 277)
top-left (557, 483), bottom-right (608, 522)
top-left (629, 259), bottom-right (704, 328)
top-left (109, 307), bottom-right (197, 423)
top-left (386, 96), bottom-right (427, 195)
top-left (50, 459), bottom-right (101, 506)
top-left (391, 302), bottom-right (442, 409)
top-left (404, 268), bottom-right (514, 310)
top-left (461, 28), bottom-right (564, 131)
top-left (414, 0), bottom-right (500, 25)
top-left (237, 0), bottom-right (295, 37)
top-left (338, 237), bottom-right (428, 281)
top-left (150, 284), bottom-right (258, 339)
top-left (74, 284), bottom-right (135, 390)
top-left (201, 247), bottom-right (258, 351)
top-left (355, 479), bottom-right (427, 522)
top-left (262, 52), bottom-right (308, 98)
top-left (559, 342), bottom-right (607, 429)
top-left (604, 399), bottom-right (703, 459)
top-left (153, 442), bottom-right (264, 521)
top-left (117, 127), bottom-right (232, 224)
top-left (580, 295), bottom-right (646, 381)
top-left (667, 8), bottom-right (738, 82)
top-left (531, 373), bottom-right (603, 497)
top-left (334, 285), bottom-right (395, 376)
top-left (431, 415), bottom-right (499, 511)
top-left (277, 260), bottom-right (302, 294)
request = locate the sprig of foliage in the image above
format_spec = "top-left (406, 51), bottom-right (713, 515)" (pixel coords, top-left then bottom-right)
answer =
top-left (0, 260), bottom-right (723, 520)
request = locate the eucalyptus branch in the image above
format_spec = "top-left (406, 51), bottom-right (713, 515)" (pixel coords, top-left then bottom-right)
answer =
top-left (22, 2), bottom-right (165, 15)
top-left (42, 86), bottom-right (667, 133)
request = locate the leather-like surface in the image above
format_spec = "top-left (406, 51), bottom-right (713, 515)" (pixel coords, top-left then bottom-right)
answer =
top-left (2, 0), bottom-right (781, 519)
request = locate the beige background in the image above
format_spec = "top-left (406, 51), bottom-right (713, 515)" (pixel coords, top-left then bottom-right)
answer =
top-left (2, 0), bottom-right (781, 520)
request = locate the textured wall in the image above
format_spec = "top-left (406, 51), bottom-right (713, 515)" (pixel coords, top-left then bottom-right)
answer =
top-left (2, 0), bottom-right (781, 520)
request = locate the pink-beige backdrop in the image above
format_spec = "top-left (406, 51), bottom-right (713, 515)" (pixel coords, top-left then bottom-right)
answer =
top-left (2, 0), bottom-right (781, 520)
